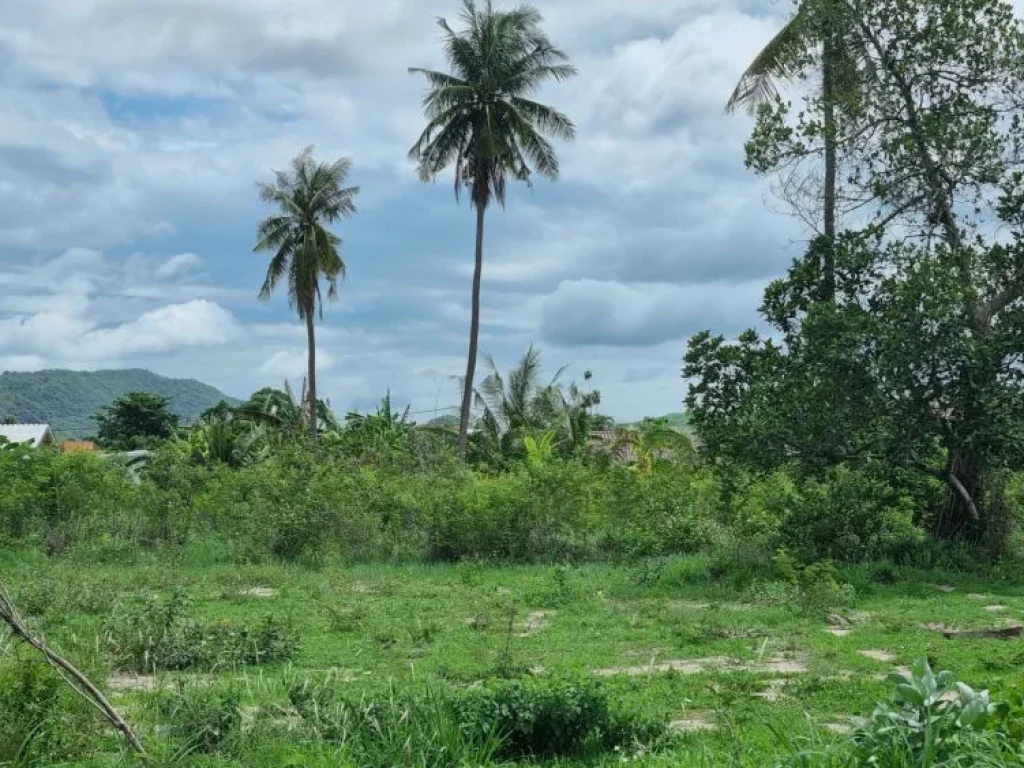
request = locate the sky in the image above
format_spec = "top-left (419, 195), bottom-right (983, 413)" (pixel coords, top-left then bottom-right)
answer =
top-left (0, 0), bottom-right (810, 422)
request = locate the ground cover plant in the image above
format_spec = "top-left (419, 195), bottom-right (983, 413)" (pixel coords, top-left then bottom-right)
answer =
top-left (7, 0), bottom-right (1024, 765)
top-left (3, 543), bottom-right (1024, 766)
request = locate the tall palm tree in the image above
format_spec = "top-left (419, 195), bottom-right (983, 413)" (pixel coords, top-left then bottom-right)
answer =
top-left (254, 147), bottom-right (358, 440)
top-left (727, 0), bottom-right (860, 301)
top-left (408, 0), bottom-right (577, 458)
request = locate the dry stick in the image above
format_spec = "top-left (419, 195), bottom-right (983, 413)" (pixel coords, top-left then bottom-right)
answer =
top-left (0, 580), bottom-right (148, 759)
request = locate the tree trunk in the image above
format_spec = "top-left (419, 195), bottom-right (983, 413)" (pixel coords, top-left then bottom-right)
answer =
top-left (820, 31), bottom-right (838, 301)
top-left (932, 450), bottom-right (984, 541)
top-left (458, 204), bottom-right (486, 458)
top-left (306, 311), bottom-right (318, 442)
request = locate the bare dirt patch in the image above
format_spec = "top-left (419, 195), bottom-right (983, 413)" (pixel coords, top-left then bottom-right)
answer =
top-left (671, 712), bottom-right (717, 732)
top-left (756, 679), bottom-right (788, 702)
top-left (827, 612), bottom-right (872, 636)
top-left (984, 605), bottom-right (1008, 613)
top-left (859, 649), bottom-right (896, 663)
top-left (107, 674), bottom-right (158, 692)
top-left (823, 716), bottom-right (867, 735)
top-left (516, 611), bottom-right (553, 637)
top-left (241, 587), bottom-right (278, 598)
top-left (594, 654), bottom-right (807, 677)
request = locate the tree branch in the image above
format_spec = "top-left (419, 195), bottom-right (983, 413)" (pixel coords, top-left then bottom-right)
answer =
top-left (913, 462), bottom-right (980, 521)
top-left (0, 581), bottom-right (148, 759)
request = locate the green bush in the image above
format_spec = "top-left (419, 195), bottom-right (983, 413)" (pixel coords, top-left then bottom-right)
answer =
top-left (287, 676), bottom-right (503, 768)
top-left (287, 673), bottom-right (666, 764)
top-left (455, 675), bottom-right (666, 760)
top-left (0, 660), bottom-right (98, 764)
top-left (103, 590), bottom-right (297, 673)
top-left (150, 682), bottom-right (242, 754)
top-left (781, 466), bottom-right (922, 562)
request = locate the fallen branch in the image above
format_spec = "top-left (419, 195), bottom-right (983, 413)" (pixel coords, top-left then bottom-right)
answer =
top-left (0, 579), bottom-right (147, 759)
top-left (925, 621), bottom-right (1024, 640)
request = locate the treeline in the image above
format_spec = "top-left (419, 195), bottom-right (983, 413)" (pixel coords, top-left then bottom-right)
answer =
top-left (685, 0), bottom-right (1024, 555)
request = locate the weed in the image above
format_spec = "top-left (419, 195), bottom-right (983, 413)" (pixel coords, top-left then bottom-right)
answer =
top-left (103, 590), bottom-right (297, 672)
top-left (322, 603), bottom-right (366, 634)
top-left (150, 682), bottom-right (242, 754)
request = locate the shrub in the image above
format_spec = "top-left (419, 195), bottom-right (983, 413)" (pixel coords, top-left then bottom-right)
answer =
top-left (103, 590), bottom-right (297, 672)
top-left (781, 466), bottom-right (921, 562)
top-left (0, 660), bottom-right (98, 764)
top-left (150, 682), bottom-right (242, 754)
top-left (455, 675), bottom-right (667, 760)
top-left (287, 674), bottom-right (667, 764)
top-left (287, 676), bottom-right (503, 768)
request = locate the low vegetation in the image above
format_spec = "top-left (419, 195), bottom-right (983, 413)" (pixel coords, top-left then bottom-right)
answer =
top-left (7, 0), bottom-right (1024, 765)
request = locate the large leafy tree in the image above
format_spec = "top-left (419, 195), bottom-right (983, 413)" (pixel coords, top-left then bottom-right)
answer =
top-left (689, 0), bottom-right (1024, 545)
top-left (408, 0), bottom-right (577, 458)
top-left (95, 392), bottom-right (178, 450)
top-left (254, 146), bottom-right (358, 440)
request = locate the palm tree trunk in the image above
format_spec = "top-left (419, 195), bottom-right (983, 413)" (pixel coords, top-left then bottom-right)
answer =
top-left (305, 312), bottom-right (318, 442)
top-left (821, 31), bottom-right (838, 301)
top-left (458, 204), bottom-right (486, 458)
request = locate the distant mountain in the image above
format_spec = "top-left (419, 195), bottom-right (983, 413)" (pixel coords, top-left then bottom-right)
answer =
top-left (0, 369), bottom-right (239, 438)
top-left (619, 412), bottom-right (692, 433)
top-left (426, 414), bottom-right (460, 429)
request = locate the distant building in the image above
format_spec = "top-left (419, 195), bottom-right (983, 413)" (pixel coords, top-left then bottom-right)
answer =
top-left (61, 440), bottom-right (99, 454)
top-left (0, 423), bottom-right (55, 448)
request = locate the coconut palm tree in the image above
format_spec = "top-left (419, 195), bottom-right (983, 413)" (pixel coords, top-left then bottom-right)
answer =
top-left (475, 344), bottom-right (565, 461)
top-left (254, 146), bottom-right (358, 440)
top-left (727, 0), bottom-right (860, 301)
top-left (409, 0), bottom-right (577, 458)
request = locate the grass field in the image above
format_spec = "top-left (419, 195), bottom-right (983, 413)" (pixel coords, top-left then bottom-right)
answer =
top-left (3, 547), bottom-right (1024, 766)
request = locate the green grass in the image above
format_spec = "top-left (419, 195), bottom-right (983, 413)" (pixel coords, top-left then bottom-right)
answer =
top-left (2, 547), bottom-right (1024, 766)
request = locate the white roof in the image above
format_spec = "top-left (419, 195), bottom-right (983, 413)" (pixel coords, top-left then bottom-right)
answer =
top-left (0, 424), bottom-right (53, 447)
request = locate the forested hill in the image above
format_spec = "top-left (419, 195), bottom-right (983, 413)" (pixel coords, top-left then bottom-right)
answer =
top-left (0, 369), bottom-right (238, 438)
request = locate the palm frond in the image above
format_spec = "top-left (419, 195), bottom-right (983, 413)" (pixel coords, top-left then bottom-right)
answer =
top-left (726, 10), bottom-right (809, 114)
top-left (409, 0), bottom-right (575, 206)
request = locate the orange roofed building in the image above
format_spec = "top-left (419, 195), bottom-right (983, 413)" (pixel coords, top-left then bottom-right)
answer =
top-left (61, 440), bottom-right (99, 454)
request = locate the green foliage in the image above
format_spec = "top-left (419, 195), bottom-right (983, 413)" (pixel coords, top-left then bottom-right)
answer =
top-left (288, 673), bottom-right (664, 764)
top-left (456, 675), bottom-right (666, 760)
top-left (332, 392), bottom-right (416, 460)
top-left (254, 148), bottom-right (357, 323)
top-left (150, 682), bottom-right (242, 754)
top-left (408, 2), bottom-right (576, 207)
top-left (690, 0), bottom-right (1024, 548)
top-left (103, 590), bottom-right (297, 673)
top-left (95, 391), bottom-right (179, 450)
top-left (470, 345), bottom-right (604, 469)
top-left (0, 660), bottom-right (97, 765)
top-left (287, 677), bottom-right (504, 768)
top-left (851, 659), bottom-right (1020, 767)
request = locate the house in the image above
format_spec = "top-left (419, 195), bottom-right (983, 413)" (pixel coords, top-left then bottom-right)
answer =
top-left (61, 440), bottom-right (99, 454)
top-left (0, 423), bottom-right (55, 448)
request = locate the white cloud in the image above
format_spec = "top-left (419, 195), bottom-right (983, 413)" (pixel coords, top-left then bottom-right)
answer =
top-left (0, 0), bottom-right (811, 418)
top-left (259, 348), bottom-right (334, 378)
top-left (540, 278), bottom-right (766, 348)
top-left (155, 252), bottom-right (201, 279)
